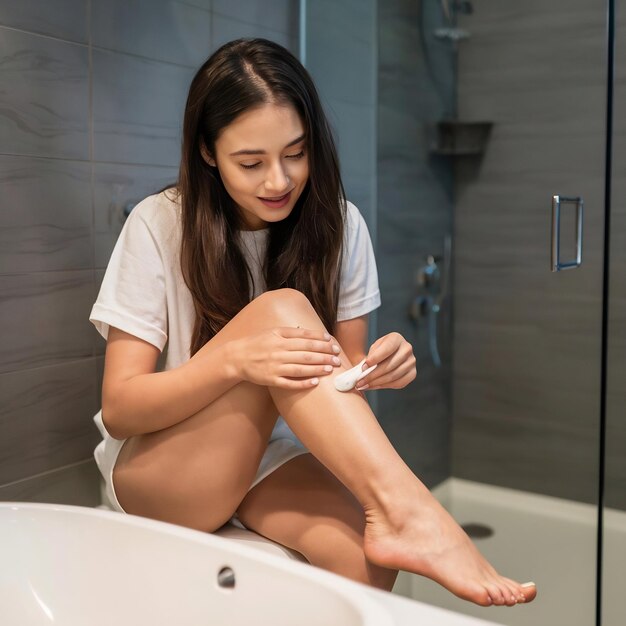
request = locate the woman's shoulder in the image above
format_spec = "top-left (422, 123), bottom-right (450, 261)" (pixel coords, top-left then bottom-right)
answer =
top-left (126, 188), bottom-right (181, 234)
top-left (344, 200), bottom-right (370, 234)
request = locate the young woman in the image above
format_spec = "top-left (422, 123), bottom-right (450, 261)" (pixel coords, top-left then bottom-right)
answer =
top-left (91, 38), bottom-right (536, 607)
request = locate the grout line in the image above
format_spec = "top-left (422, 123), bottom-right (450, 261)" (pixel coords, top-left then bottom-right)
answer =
top-left (0, 23), bottom-right (88, 47)
top-left (0, 152), bottom-right (178, 169)
top-left (0, 354), bottom-right (104, 379)
top-left (0, 458), bottom-right (96, 490)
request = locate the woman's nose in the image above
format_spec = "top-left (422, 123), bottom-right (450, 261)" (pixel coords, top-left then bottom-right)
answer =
top-left (264, 165), bottom-right (290, 193)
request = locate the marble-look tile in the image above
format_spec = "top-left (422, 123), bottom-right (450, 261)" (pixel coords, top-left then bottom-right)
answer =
top-left (0, 27), bottom-right (89, 160)
top-left (0, 270), bottom-right (95, 374)
top-left (92, 0), bottom-right (212, 68)
top-left (0, 359), bottom-right (101, 485)
top-left (93, 162), bottom-right (178, 268)
top-left (212, 0), bottom-right (298, 36)
top-left (92, 49), bottom-right (195, 166)
top-left (0, 459), bottom-right (100, 507)
top-left (0, 155), bottom-right (92, 273)
top-left (0, 0), bottom-right (88, 43)
top-left (211, 13), bottom-right (294, 54)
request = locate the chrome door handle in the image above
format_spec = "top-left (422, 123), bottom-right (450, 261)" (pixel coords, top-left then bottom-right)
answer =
top-left (551, 195), bottom-right (583, 272)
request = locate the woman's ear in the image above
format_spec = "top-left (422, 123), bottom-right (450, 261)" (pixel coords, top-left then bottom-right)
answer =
top-left (199, 141), bottom-right (216, 167)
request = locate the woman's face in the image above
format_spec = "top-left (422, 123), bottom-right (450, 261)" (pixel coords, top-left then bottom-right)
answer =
top-left (207, 103), bottom-right (309, 230)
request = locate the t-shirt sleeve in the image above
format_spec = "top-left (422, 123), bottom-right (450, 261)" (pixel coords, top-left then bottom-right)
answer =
top-left (337, 202), bottom-right (381, 321)
top-left (89, 201), bottom-right (168, 351)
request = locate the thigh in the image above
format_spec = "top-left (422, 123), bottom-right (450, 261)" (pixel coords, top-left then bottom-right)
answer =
top-left (236, 454), bottom-right (398, 591)
top-left (113, 380), bottom-right (279, 532)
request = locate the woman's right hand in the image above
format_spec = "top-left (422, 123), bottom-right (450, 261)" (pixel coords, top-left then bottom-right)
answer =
top-left (231, 327), bottom-right (342, 389)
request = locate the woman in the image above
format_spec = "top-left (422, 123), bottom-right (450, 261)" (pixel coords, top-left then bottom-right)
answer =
top-left (91, 38), bottom-right (536, 606)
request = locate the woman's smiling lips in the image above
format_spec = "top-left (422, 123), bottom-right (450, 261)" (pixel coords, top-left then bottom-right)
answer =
top-left (258, 190), bottom-right (292, 208)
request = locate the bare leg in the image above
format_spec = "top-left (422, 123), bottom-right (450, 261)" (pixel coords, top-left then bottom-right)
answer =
top-left (238, 453), bottom-right (398, 591)
top-left (114, 289), bottom-right (536, 606)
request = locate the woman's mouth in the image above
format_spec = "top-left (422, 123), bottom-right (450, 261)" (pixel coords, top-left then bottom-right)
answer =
top-left (258, 190), bottom-right (292, 208)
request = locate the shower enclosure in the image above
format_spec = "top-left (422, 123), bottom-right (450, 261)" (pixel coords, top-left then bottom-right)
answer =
top-left (303, 1), bottom-right (624, 625)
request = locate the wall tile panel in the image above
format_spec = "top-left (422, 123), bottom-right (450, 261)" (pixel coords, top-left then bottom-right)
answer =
top-left (0, 27), bottom-right (89, 159)
top-left (0, 270), bottom-right (94, 374)
top-left (0, 0), bottom-right (88, 43)
top-left (92, 0), bottom-right (212, 68)
top-left (0, 156), bottom-right (92, 273)
top-left (92, 49), bottom-right (194, 166)
top-left (0, 359), bottom-right (100, 484)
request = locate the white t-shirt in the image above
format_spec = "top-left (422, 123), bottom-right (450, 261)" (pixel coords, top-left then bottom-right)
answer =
top-left (90, 190), bottom-right (381, 369)
top-left (89, 190), bottom-right (381, 511)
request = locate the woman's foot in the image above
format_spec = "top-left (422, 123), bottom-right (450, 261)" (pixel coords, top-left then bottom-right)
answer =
top-left (362, 491), bottom-right (537, 607)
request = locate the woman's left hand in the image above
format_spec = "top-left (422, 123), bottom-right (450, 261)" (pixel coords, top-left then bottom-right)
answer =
top-left (355, 332), bottom-right (417, 391)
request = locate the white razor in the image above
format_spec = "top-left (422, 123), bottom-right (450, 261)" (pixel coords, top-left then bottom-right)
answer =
top-left (334, 358), bottom-right (377, 392)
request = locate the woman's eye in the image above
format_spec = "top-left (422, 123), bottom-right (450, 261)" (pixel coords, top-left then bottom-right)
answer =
top-left (240, 162), bottom-right (261, 170)
top-left (286, 151), bottom-right (305, 160)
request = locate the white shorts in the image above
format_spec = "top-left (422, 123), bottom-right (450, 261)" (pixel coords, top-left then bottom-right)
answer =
top-left (93, 411), bottom-right (308, 526)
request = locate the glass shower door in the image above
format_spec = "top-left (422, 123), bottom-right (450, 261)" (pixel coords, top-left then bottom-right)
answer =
top-left (603, 2), bottom-right (625, 625)
top-left (437, 2), bottom-right (609, 625)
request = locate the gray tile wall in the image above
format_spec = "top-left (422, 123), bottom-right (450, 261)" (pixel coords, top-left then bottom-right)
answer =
top-left (304, 0), bottom-right (377, 227)
top-left (0, 0), bottom-right (298, 505)
top-left (376, 0), bottom-right (455, 487)
top-left (450, 0), bottom-right (608, 504)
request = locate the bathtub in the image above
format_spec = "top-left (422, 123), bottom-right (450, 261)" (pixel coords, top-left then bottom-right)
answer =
top-left (0, 502), bottom-right (501, 626)
top-left (394, 478), bottom-right (626, 626)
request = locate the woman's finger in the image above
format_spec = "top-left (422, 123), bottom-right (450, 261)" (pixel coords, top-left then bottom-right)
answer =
top-left (284, 337), bottom-right (341, 355)
top-left (361, 345), bottom-right (414, 385)
top-left (365, 332), bottom-right (403, 365)
top-left (278, 363), bottom-right (337, 378)
top-left (284, 351), bottom-right (342, 366)
top-left (359, 368), bottom-right (416, 391)
top-left (357, 354), bottom-right (416, 389)
top-left (270, 376), bottom-right (321, 390)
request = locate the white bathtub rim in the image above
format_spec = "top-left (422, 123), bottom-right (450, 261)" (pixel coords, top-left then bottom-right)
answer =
top-left (0, 501), bottom-right (394, 626)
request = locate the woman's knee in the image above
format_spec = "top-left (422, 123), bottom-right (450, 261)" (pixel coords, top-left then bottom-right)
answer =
top-left (252, 289), bottom-right (320, 324)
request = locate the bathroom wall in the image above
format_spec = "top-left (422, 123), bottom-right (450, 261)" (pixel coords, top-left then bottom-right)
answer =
top-left (450, 1), bottom-right (608, 504)
top-left (376, 0), bottom-right (455, 487)
top-left (0, 0), bottom-right (298, 504)
top-left (303, 0), bottom-right (377, 229)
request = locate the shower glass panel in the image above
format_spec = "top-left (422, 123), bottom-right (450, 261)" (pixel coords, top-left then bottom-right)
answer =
top-left (414, 3), bottom-right (606, 624)
top-left (603, 2), bottom-right (625, 625)
top-left (304, 1), bottom-right (612, 625)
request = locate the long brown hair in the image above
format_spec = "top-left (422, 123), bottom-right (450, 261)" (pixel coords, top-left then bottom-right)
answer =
top-left (176, 38), bottom-right (345, 356)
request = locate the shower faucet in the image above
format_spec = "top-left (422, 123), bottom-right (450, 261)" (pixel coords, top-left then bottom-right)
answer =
top-left (409, 237), bottom-right (452, 368)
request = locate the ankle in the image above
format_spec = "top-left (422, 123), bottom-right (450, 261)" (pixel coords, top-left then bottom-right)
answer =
top-left (363, 469), bottom-right (434, 530)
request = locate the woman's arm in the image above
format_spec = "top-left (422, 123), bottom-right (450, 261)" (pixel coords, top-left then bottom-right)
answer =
top-left (102, 327), bottom-right (241, 439)
top-left (334, 315), bottom-right (368, 365)
top-left (102, 314), bottom-right (341, 439)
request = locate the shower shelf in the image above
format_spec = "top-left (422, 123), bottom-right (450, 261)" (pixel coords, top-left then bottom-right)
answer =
top-left (429, 120), bottom-right (493, 156)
